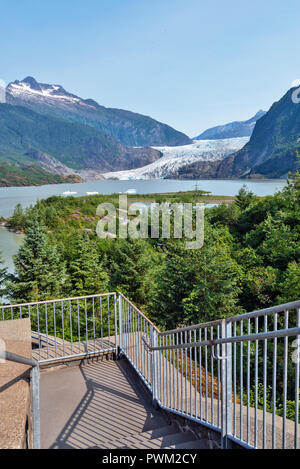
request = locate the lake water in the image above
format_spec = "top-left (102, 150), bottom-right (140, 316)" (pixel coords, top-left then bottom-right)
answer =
top-left (0, 179), bottom-right (286, 218)
top-left (0, 227), bottom-right (24, 274)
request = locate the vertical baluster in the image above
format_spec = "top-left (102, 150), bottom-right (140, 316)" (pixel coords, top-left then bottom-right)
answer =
top-left (77, 300), bottom-right (80, 353)
top-left (137, 313), bottom-right (140, 372)
top-left (100, 296), bottom-right (104, 350)
top-left (107, 296), bottom-right (110, 343)
top-left (247, 318), bottom-right (250, 445)
top-left (159, 333), bottom-right (162, 405)
top-left (69, 300), bottom-right (73, 355)
top-left (283, 310), bottom-right (289, 449)
top-left (189, 330), bottom-right (192, 416)
top-left (240, 320), bottom-right (244, 443)
top-left (210, 326), bottom-right (214, 425)
top-left (163, 335), bottom-right (166, 406)
top-left (37, 304), bottom-right (40, 360)
top-left (172, 334), bottom-right (175, 410)
top-left (53, 303), bottom-right (57, 357)
top-left (205, 327), bottom-right (208, 422)
top-left (175, 332), bottom-right (179, 410)
top-left (85, 298), bottom-right (88, 352)
top-left (166, 335), bottom-right (169, 408)
top-left (135, 310), bottom-right (137, 368)
top-left (61, 301), bottom-right (65, 357)
top-left (45, 304), bottom-right (49, 359)
top-left (272, 312), bottom-right (278, 449)
top-left (144, 319), bottom-right (147, 380)
top-left (194, 329), bottom-right (198, 419)
top-left (295, 308), bottom-right (299, 450)
top-left (217, 324), bottom-right (220, 427)
top-left (92, 297), bottom-right (96, 351)
top-left (129, 305), bottom-right (132, 362)
top-left (181, 331), bottom-right (183, 414)
top-left (147, 322), bottom-right (149, 384)
top-left (185, 331), bottom-right (188, 415)
top-left (254, 317), bottom-right (258, 448)
top-left (263, 315), bottom-right (268, 449)
top-left (199, 328), bottom-right (202, 421)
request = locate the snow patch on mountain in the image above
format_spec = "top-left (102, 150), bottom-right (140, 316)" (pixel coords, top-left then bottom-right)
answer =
top-left (7, 77), bottom-right (95, 108)
top-left (102, 137), bottom-right (249, 180)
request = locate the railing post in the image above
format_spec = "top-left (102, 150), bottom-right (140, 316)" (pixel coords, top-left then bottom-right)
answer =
top-left (32, 364), bottom-right (40, 449)
top-left (150, 326), bottom-right (159, 409)
top-left (118, 293), bottom-right (123, 356)
top-left (225, 320), bottom-right (233, 449)
top-left (113, 294), bottom-right (119, 359)
top-left (220, 319), bottom-right (233, 449)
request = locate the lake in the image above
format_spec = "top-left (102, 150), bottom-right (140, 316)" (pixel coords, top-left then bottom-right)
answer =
top-left (0, 227), bottom-right (24, 274)
top-left (0, 179), bottom-right (286, 218)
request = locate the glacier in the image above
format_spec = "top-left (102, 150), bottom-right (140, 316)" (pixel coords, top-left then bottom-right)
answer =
top-left (102, 137), bottom-right (249, 180)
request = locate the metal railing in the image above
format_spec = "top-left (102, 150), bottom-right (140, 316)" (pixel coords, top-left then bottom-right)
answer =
top-left (0, 349), bottom-right (40, 449)
top-left (0, 293), bottom-right (118, 363)
top-left (118, 292), bottom-right (159, 392)
top-left (145, 300), bottom-right (300, 449)
top-left (1, 293), bottom-right (300, 449)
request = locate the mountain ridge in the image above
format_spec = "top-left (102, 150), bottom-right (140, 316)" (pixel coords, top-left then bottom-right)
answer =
top-left (0, 102), bottom-right (162, 186)
top-left (194, 110), bottom-right (266, 140)
top-left (215, 87), bottom-right (300, 178)
top-left (6, 77), bottom-right (192, 147)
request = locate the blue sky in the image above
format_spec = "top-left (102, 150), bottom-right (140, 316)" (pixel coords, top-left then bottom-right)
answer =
top-left (1, 0), bottom-right (300, 136)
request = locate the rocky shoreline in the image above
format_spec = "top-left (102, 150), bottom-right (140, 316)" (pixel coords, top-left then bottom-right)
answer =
top-left (0, 220), bottom-right (24, 235)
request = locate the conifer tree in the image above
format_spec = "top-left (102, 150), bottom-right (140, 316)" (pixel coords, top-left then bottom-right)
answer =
top-left (0, 252), bottom-right (7, 299)
top-left (66, 232), bottom-right (109, 297)
top-left (6, 219), bottom-right (65, 302)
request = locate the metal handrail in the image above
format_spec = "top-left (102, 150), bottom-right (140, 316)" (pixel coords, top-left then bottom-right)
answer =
top-left (0, 350), bottom-right (40, 449)
top-left (148, 327), bottom-right (300, 352)
top-left (226, 299), bottom-right (300, 323)
top-left (157, 300), bottom-right (300, 337)
top-left (0, 292), bottom-right (114, 311)
top-left (158, 318), bottom-right (223, 336)
top-left (118, 292), bottom-right (160, 332)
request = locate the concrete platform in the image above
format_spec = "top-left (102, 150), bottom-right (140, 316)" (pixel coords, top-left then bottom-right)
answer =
top-left (0, 318), bottom-right (32, 449)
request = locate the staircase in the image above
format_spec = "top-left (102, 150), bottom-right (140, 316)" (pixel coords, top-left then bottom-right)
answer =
top-left (2, 293), bottom-right (300, 450)
top-left (40, 358), bottom-right (210, 449)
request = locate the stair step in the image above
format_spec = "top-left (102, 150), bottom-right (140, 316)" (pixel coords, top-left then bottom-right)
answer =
top-left (101, 427), bottom-right (196, 449)
top-left (117, 432), bottom-right (196, 450)
top-left (165, 439), bottom-right (212, 449)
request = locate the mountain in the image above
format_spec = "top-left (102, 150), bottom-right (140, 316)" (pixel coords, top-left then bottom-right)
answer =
top-left (0, 162), bottom-right (82, 188)
top-left (195, 110), bottom-right (266, 140)
top-left (102, 138), bottom-right (249, 180)
top-left (0, 103), bottom-right (162, 186)
top-left (216, 87), bottom-right (300, 178)
top-left (6, 77), bottom-right (192, 147)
